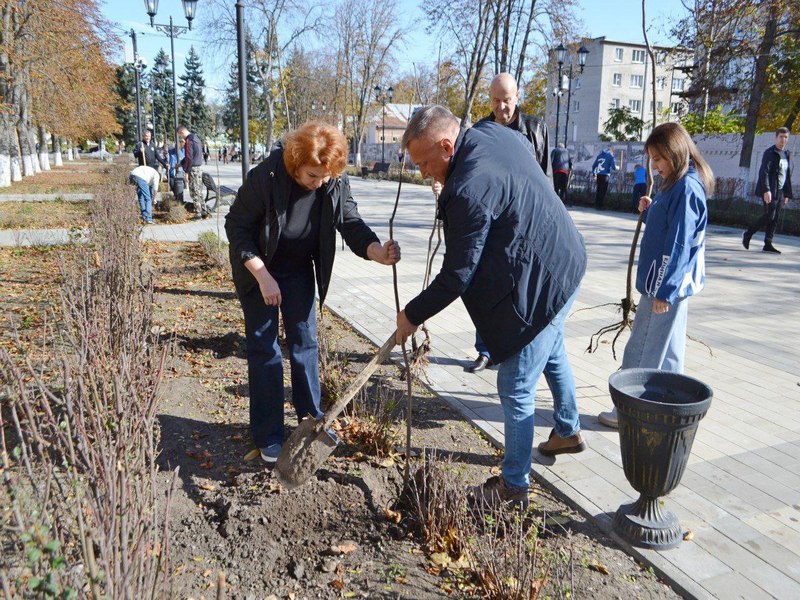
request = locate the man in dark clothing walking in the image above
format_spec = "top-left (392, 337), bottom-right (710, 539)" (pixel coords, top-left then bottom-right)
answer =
top-left (743, 127), bottom-right (793, 254)
top-left (396, 106), bottom-right (587, 509)
top-left (551, 142), bottom-right (572, 203)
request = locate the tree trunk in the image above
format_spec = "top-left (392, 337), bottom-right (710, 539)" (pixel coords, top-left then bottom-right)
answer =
top-left (783, 95), bottom-right (800, 130)
top-left (738, 1), bottom-right (780, 194)
top-left (10, 127), bottom-right (21, 181)
top-left (53, 135), bottom-right (63, 167)
top-left (15, 83), bottom-right (35, 176)
top-left (0, 113), bottom-right (10, 187)
top-left (67, 140), bottom-right (74, 161)
top-left (38, 124), bottom-right (50, 170)
top-left (28, 121), bottom-right (41, 173)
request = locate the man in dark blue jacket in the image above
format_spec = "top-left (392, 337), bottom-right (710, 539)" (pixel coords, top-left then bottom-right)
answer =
top-left (396, 106), bottom-right (587, 508)
top-left (743, 127), bottom-right (793, 254)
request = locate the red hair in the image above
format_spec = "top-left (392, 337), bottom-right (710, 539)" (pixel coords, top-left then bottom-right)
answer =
top-left (282, 121), bottom-right (348, 178)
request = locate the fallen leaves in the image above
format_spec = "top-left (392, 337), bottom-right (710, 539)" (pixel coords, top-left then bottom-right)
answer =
top-left (383, 507), bottom-right (402, 524)
top-left (588, 562), bottom-right (610, 575)
top-left (683, 530), bottom-right (694, 541)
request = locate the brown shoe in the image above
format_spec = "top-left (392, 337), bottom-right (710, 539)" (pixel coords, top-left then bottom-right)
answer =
top-left (469, 475), bottom-right (529, 510)
top-left (537, 429), bottom-right (586, 457)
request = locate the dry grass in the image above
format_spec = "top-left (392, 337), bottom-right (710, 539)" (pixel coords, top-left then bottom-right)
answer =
top-left (0, 200), bottom-right (91, 230)
top-left (0, 162), bottom-right (108, 195)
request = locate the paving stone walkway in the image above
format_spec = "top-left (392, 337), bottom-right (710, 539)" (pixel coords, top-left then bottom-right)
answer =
top-left (2, 163), bottom-right (799, 599)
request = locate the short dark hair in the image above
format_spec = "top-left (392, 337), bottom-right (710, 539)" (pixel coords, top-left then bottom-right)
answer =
top-left (776, 127), bottom-right (790, 136)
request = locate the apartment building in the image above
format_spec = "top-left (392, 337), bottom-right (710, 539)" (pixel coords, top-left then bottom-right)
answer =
top-left (544, 37), bottom-right (693, 144)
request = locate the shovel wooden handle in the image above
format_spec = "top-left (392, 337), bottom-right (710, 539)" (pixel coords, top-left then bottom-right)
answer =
top-left (319, 331), bottom-right (397, 430)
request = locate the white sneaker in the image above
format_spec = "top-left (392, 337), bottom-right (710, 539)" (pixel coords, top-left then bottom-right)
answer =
top-left (598, 408), bottom-right (619, 428)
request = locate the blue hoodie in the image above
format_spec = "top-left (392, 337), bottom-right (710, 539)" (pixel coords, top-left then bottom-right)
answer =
top-left (636, 166), bottom-right (707, 304)
top-left (592, 149), bottom-right (617, 176)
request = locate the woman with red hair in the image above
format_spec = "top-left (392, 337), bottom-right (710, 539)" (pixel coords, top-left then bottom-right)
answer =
top-left (226, 121), bottom-right (401, 464)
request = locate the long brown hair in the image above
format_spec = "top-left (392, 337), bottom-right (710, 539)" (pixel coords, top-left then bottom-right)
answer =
top-left (644, 122), bottom-right (714, 197)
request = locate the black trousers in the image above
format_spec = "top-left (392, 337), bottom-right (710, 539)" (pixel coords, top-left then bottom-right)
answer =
top-left (595, 175), bottom-right (609, 209)
top-left (747, 194), bottom-right (783, 244)
top-left (553, 172), bottom-right (569, 203)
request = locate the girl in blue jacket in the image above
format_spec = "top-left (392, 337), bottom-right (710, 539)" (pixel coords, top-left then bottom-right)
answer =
top-left (599, 122), bottom-right (714, 428)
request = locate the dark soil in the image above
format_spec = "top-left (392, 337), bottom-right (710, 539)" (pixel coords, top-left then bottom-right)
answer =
top-left (0, 242), bottom-right (683, 599)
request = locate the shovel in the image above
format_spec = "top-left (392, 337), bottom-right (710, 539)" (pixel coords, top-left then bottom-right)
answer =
top-left (275, 331), bottom-right (397, 489)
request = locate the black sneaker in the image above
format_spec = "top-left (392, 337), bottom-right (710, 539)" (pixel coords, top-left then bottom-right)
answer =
top-left (742, 231), bottom-right (752, 250)
top-left (763, 244), bottom-right (781, 254)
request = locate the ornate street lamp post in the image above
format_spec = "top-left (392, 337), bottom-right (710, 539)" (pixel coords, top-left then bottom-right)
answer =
top-left (374, 85), bottom-right (393, 166)
top-left (143, 0), bottom-right (198, 162)
top-left (563, 44), bottom-right (589, 147)
top-left (554, 43), bottom-right (566, 144)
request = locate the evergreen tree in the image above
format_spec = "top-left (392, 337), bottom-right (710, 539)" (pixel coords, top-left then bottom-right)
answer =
top-left (150, 49), bottom-right (175, 147)
top-left (114, 64), bottom-right (138, 146)
top-left (221, 56), bottom-right (261, 141)
top-left (178, 46), bottom-right (212, 138)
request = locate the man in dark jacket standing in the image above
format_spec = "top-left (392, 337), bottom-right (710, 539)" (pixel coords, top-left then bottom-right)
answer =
top-left (743, 127), bottom-right (793, 254)
top-left (463, 72), bottom-right (552, 374)
top-left (177, 125), bottom-right (207, 218)
top-left (551, 142), bottom-right (572, 203)
top-left (133, 129), bottom-right (167, 172)
top-left (397, 106), bottom-right (587, 508)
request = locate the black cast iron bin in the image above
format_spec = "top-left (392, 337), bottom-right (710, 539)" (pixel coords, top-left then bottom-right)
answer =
top-left (608, 368), bottom-right (713, 550)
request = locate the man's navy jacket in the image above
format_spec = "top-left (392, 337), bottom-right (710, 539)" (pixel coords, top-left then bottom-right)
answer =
top-left (404, 121), bottom-right (586, 364)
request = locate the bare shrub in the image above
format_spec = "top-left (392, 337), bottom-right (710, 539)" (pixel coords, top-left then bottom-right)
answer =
top-left (0, 165), bottom-right (177, 598)
top-left (161, 192), bottom-right (187, 223)
top-left (402, 455), bottom-right (471, 558)
top-left (197, 231), bottom-right (228, 267)
top-left (340, 380), bottom-right (402, 458)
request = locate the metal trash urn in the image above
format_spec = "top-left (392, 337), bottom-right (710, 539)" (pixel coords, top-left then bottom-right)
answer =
top-left (608, 369), bottom-right (713, 550)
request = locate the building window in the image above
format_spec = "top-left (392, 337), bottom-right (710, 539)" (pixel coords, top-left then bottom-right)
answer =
top-left (573, 100), bottom-right (580, 112)
top-left (656, 76), bottom-right (666, 90)
top-left (632, 49), bottom-right (646, 63)
top-left (629, 99), bottom-right (642, 112)
top-left (672, 78), bottom-right (685, 92)
top-left (656, 51), bottom-right (666, 64)
top-left (614, 48), bottom-right (623, 62)
top-left (611, 98), bottom-right (621, 109)
top-left (630, 74), bottom-right (643, 88)
top-left (612, 73), bottom-right (622, 86)
top-left (656, 101), bottom-right (663, 111)
top-left (671, 102), bottom-right (681, 114)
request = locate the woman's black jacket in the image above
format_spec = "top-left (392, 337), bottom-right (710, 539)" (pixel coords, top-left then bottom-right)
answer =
top-left (224, 148), bottom-right (379, 307)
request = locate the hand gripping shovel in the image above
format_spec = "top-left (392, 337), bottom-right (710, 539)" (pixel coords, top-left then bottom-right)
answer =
top-left (275, 332), bottom-right (397, 489)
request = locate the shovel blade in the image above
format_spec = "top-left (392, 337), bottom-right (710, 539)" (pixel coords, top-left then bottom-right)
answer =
top-left (274, 416), bottom-right (338, 489)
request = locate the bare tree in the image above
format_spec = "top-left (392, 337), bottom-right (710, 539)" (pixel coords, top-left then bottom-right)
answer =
top-left (333, 0), bottom-right (404, 166)
top-left (425, 0), bottom-right (502, 126)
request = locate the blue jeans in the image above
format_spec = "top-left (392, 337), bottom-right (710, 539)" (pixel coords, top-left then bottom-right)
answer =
top-left (496, 289), bottom-right (580, 488)
top-left (238, 265), bottom-right (323, 447)
top-left (622, 294), bottom-right (688, 373)
top-left (475, 331), bottom-right (490, 359)
top-left (130, 175), bottom-right (153, 221)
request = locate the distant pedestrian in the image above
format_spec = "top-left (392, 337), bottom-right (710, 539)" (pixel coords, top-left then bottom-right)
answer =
top-left (631, 163), bottom-right (647, 213)
top-left (177, 125), bottom-right (207, 218)
top-left (592, 146), bottom-right (618, 209)
top-left (129, 164), bottom-right (160, 225)
top-left (203, 144), bottom-right (210, 165)
top-left (222, 146), bottom-right (228, 164)
top-left (742, 127), bottom-right (792, 254)
top-left (551, 142), bottom-right (572, 204)
top-left (599, 123), bottom-right (713, 428)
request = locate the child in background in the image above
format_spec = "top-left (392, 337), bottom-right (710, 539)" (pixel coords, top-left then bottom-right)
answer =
top-left (599, 122), bottom-right (714, 428)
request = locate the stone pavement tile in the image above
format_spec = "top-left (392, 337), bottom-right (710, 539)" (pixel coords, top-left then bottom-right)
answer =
top-left (743, 513), bottom-right (800, 555)
top-left (699, 572), bottom-right (775, 600)
top-left (566, 474), bottom-right (633, 513)
top-left (689, 462), bottom-right (787, 513)
top-left (656, 538), bottom-right (733, 586)
top-left (691, 526), bottom-right (800, 598)
top-left (710, 455), bottom-right (800, 504)
top-left (713, 517), bottom-right (800, 580)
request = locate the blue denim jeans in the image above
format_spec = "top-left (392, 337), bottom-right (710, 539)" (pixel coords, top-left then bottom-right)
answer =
top-left (474, 331), bottom-right (490, 359)
top-left (496, 288), bottom-right (580, 488)
top-left (622, 294), bottom-right (688, 373)
top-left (238, 265), bottom-right (323, 447)
top-left (130, 175), bottom-right (153, 221)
